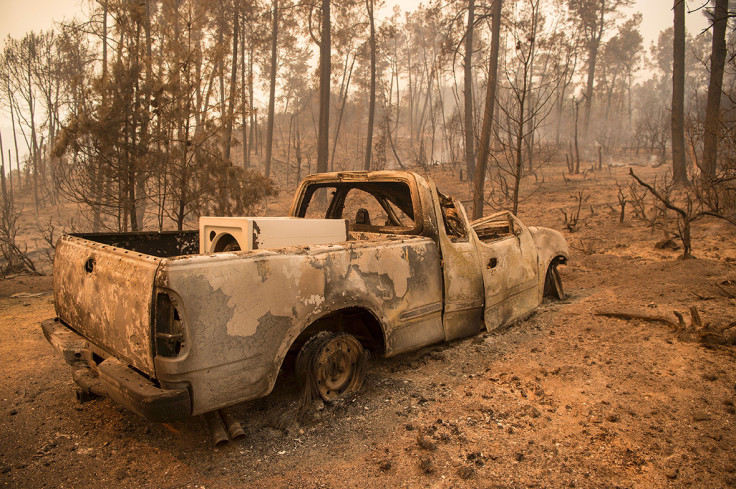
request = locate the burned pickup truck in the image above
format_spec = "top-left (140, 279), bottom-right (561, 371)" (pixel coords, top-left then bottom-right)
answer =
top-left (42, 171), bottom-right (568, 423)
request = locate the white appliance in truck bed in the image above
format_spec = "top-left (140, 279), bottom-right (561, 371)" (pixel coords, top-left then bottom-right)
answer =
top-left (199, 217), bottom-right (348, 253)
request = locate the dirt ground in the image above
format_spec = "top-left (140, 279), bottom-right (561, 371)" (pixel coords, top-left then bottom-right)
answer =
top-left (2, 160), bottom-right (736, 488)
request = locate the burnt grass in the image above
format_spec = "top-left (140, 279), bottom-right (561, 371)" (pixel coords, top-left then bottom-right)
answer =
top-left (2, 161), bottom-right (736, 488)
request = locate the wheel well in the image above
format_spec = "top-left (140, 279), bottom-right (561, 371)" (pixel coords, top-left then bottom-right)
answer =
top-left (290, 307), bottom-right (385, 357)
top-left (543, 255), bottom-right (567, 299)
top-left (545, 255), bottom-right (567, 275)
top-left (550, 255), bottom-right (567, 267)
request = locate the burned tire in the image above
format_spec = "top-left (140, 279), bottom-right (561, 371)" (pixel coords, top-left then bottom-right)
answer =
top-left (296, 331), bottom-right (367, 402)
top-left (543, 262), bottom-right (564, 300)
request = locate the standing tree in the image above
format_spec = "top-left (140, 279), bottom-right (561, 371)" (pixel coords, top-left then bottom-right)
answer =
top-left (4, 33), bottom-right (43, 212)
top-left (363, 0), bottom-right (377, 170)
top-left (264, 0), bottom-right (279, 177)
top-left (548, 5), bottom-right (581, 146)
top-left (701, 0), bottom-right (728, 180)
top-left (471, 0), bottom-right (502, 220)
top-left (593, 13), bottom-right (642, 157)
top-left (55, 3), bottom-right (152, 231)
top-left (596, 14), bottom-right (642, 123)
top-left (493, 0), bottom-right (562, 215)
top-left (316, 0), bottom-right (331, 173)
top-left (464, 0), bottom-right (475, 181)
top-left (223, 0), bottom-right (241, 163)
top-left (568, 0), bottom-right (633, 142)
top-left (671, 0), bottom-right (687, 184)
top-left (1, 42), bottom-right (25, 193)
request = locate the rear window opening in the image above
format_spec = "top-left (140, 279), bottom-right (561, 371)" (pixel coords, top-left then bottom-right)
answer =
top-left (296, 181), bottom-right (421, 235)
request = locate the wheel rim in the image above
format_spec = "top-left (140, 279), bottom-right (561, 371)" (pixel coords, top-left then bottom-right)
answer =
top-left (314, 335), bottom-right (363, 401)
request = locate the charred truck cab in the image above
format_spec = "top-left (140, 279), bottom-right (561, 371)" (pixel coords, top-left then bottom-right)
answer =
top-left (42, 171), bottom-right (569, 422)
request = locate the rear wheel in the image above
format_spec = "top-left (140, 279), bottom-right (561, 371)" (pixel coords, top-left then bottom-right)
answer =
top-left (543, 262), bottom-right (564, 300)
top-left (296, 332), bottom-right (366, 402)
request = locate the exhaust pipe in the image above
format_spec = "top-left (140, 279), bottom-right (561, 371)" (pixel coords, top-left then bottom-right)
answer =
top-left (204, 411), bottom-right (229, 447)
top-left (219, 409), bottom-right (246, 440)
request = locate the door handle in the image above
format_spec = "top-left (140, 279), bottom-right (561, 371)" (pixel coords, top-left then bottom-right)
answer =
top-left (487, 257), bottom-right (498, 269)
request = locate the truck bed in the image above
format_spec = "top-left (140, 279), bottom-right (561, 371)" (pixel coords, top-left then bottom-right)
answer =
top-left (53, 229), bottom-right (416, 378)
top-left (71, 229), bottom-right (397, 258)
top-left (70, 230), bottom-right (199, 258)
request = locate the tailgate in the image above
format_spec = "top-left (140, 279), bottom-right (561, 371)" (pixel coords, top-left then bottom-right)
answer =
top-left (53, 235), bottom-right (162, 377)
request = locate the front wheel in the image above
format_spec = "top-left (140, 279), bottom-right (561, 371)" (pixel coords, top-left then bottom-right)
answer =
top-left (543, 262), bottom-right (565, 300)
top-left (296, 332), bottom-right (367, 402)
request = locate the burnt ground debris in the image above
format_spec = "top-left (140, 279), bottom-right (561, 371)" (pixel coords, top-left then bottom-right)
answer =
top-left (2, 162), bottom-right (736, 488)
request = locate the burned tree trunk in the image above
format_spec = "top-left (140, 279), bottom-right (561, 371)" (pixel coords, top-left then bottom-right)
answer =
top-left (702, 0), bottom-right (728, 180)
top-left (464, 0), bottom-right (475, 181)
top-left (223, 0), bottom-right (240, 163)
top-left (471, 0), bottom-right (502, 220)
top-left (316, 0), bottom-right (331, 174)
top-left (671, 0), bottom-right (687, 184)
top-left (363, 0), bottom-right (376, 171)
top-left (265, 0), bottom-right (278, 177)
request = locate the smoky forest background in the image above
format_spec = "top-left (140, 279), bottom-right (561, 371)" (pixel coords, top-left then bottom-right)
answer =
top-left (1, 0), bottom-right (736, 275)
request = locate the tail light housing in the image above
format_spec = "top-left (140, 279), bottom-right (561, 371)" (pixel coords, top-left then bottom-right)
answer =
top-left (154, 291), bottom-right (184, 357)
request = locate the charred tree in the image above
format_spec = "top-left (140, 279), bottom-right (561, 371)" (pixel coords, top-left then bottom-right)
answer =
top-left (671, 0), bottom-right (687, 184)
top-left (702, 0), bottom-right (728, 180)
top-left (363, 0), bottom-right (376, 171)
top-left (240, 11), bottom-right (248, 169)
top-left (472, 0), bottom-right (502, 220)
top-left (223, 0), bottom-right (240, 163)
top-left (265, 0), bottom-right (278, 178)
top-left (316, 0), bottom-right (331, 174)
top-left (581, 0), bottom-right (605, 142)
top-left (464, 0), bottom-right (475, 181)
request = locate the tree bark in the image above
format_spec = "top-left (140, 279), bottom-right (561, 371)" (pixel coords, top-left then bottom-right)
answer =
top-left (330, 54), bottom-right (356, 172)
top-left (94, 0), bottom-right (108, 231)
top-left (464, 0), bottom-right (476, 181)
top-left (9, 95), bottom-right (22, 191)
top-left (249, 45), bottom-right (255, 158)
top-left (407, 47), bottom-right (414, 147)
top-left (218, 7), bottom-right (226, 126)
top-left (573, 98), bottom-right (581, 174)
top-left (265, 0), bottom-right (278, 177)
top-left (471, 0), bottom-right (502, 220)
top-left (224, 0), bottom-right (240, 162)
top-left (583, 2), bottom-right (604, 143)
top-left (0, 131), bottom-right (7, 207)
top-left (241, 12), bottom-right (248, 169)
top-left (101, 0), bottom-right (108, 94)
top-left (671, 0), bottom-right (687, 184)
top-left (6, 150), bottom-right (12, 208)
top-left (295, 115), bottom-right (302, 183)
top-left (702, 0), bottom-right (728, 180)
top-left (363, 0), bottom-right (376, 171)
top-left (316, 0), bottom-right (331, 173)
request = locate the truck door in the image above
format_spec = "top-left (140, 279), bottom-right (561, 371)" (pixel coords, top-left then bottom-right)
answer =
top-left (429, 181), bottom-right (484, 341)
top-left (472, 212), bottom-right (539, 331)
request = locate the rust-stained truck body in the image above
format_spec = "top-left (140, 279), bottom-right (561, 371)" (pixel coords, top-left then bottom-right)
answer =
top-left (42, 171), bottom-right (568, 421)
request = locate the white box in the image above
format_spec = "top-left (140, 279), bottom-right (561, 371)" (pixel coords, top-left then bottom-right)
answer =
top-left (199, 217), bottom-right (348, 253)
